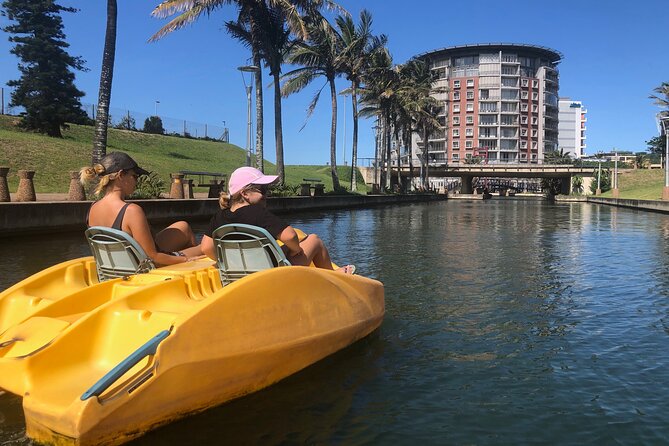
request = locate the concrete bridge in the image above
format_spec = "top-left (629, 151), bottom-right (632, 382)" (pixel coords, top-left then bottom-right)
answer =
top-left (360, 164), bottom-right (596, 194)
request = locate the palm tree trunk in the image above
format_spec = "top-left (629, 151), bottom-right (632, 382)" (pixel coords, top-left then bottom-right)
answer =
top-left (385, 115), bottom-right (391, 190)
top-left (406, 126), bottom-right (413, 191)
top-left (329, 78), bottom-right (340, 191)
top-left (252, 48), bottom-right (264, 172)
top-left (423, 125), bottom-right (430, 190)
top-left (394, 126), bottom-right (402, 192)
top-left (350, 81), bottom-right (359, 192)
top-left (273, 71), bottom-right (285, 185)
top-left (92, 0), bottom-right (117, 164)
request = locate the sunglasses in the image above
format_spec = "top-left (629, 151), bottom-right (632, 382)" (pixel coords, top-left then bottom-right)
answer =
top-left (246, 185), bottom-right (270, 195)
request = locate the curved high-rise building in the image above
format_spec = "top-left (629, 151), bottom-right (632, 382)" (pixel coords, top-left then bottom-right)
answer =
top-left (415, 43), bottom-right (562, 165)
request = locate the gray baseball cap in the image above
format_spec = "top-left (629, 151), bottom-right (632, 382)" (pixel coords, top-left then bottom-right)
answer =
top-left (100, 152), bottom-right (149, 176)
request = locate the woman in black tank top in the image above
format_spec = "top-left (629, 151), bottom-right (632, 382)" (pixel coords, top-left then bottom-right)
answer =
top-left (81, 152), bottom-right (203, 266)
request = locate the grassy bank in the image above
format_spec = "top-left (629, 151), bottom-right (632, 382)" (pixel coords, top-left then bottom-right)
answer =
top-left (599, 169), bottom-right (665, 200)
top-left (0, 115), bottom-right (367, 193)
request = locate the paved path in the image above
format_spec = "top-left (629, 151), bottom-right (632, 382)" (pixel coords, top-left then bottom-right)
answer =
top-left (8, 193), bottom-right (213, 202)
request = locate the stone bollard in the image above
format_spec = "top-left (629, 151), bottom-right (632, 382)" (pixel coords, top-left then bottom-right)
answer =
top-left (169, 173), bottom-right (185, 199)
top-left (16, 170), bottom-right (36, 202)
top-left (68, 171), bottom-right (86, 201)
top-left (207, 179), bottom-right (223, 198)
top-left (183, 178), bottom-right (194, 199)
top-left (0, 167), bottom-right (9, 202)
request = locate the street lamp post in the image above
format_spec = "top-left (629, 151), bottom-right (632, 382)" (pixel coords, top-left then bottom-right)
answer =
top-left (613, 151), bottom-right (619, 198)
top-left (596, 159), bottom-right (602, 195)
top-left (660, 116), bottom-right (669, 200)
top-left (238, 65), bottom-right (260, 168)
top-left (155, 100), bottom-right (160, 117)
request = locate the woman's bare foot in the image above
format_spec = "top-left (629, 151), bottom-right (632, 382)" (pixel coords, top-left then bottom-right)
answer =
top-left (337, 264), bottom-right (356, 275)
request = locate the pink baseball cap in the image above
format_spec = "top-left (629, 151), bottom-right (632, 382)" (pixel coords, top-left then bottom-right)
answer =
top-left (228, 167), bottom-right (279, 195)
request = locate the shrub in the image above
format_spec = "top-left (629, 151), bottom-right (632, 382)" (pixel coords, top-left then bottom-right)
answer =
top-left (129, 172), bottom-right (165, 199)
top-left (143, 116), bottom-right (165, 134)
top-left (269, 184), bottom-right (299, 197)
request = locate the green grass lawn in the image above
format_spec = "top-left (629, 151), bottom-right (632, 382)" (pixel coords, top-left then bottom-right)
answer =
top-left (600, 169), bottom-right (665, 200)
top-left (0, 115), bottom-right (367, 194)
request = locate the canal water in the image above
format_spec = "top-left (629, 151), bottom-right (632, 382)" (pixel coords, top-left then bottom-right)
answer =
top-left (2, 199), bottom-right (669, 444)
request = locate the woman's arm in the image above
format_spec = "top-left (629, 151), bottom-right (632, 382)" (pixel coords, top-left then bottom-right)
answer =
top-left (124, 204), bottom-right (188, 266)
top-left (201, 235), bottom-right (216, 260)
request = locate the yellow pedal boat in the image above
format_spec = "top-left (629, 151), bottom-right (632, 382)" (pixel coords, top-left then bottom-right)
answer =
top-left (0, 224), bottom-right (385, 445)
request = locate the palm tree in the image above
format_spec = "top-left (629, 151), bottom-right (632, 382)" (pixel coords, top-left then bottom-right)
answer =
top-left (359, 47), bottom-right (396, 191)
top-left (396, 58), bottom-right (440, 190)
top-left (651, 82), bottom-right (669, 108)
top-left (150, 0), bottom-right (345, 173)
top-left (92, 0), bottom-right (117, 164)
top-left (283, 16), bottom-right (343, 190)
top-left (227, 4), bottom-right (293, 183)
top-left (335, 10), bottom-right (385, 192)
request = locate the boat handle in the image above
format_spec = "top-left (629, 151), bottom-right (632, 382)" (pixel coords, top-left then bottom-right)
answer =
top-left (81, 329), bottom-right (171, 401)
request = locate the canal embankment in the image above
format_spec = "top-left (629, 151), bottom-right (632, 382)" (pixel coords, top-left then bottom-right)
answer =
top-left (0, 194), bottom-right (447, 237)
top-left (555, 195), bottom-right (669, 214)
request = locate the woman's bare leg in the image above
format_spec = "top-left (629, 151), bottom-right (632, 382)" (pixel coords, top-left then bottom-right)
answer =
top-left (155, 221), bottom-right (196, 252)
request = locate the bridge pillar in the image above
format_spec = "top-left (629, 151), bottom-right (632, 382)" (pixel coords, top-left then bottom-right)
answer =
top-left (460, 176), bottom-right (473, 194)
top-left (560, 176), bottom-right (572, 195)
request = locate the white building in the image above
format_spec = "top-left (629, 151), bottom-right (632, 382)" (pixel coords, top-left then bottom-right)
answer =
top-left (558, 98), bottom-right (587, 158)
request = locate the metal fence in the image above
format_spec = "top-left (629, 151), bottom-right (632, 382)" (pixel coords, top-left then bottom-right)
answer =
top-left (0, 86), bottom-right (229, 142)
top-left (82, 103), bottom-right (229, 142)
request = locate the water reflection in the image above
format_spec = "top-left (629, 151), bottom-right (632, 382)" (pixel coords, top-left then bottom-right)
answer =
top-left (3, 201), bottom-right (669, 444)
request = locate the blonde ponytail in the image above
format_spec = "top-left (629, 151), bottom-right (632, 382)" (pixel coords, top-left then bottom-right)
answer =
top-left (79, 163), bottom-right (120, 196)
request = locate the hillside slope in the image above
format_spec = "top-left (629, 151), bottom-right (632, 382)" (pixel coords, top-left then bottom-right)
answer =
top-left (0, 115), bottom-right (366, 193)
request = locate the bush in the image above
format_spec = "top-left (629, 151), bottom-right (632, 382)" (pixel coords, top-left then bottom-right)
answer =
top-left (129, 172), bottom-right (165, 199)
top-left (590, 168), bottom-right (611, 194)
top-left (143, 116), bottom-right (165, 134)
top-left (269, 184), bottom-right (299, 197)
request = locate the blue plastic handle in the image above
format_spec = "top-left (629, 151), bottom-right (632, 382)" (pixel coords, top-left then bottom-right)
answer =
top-left (81, 329), bottom-right (171, 401)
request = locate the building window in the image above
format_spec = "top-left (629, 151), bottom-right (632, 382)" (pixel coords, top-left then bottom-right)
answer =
top-left (532, 80), bottom-right (539, 88)
top-left (532, 129), bottom-right (538, 137)
top-left (521, 79), bottom-right (529, 87)
top-left (521, 116), bottom-right (528, 124)
top-left (466, 79), bottom-right (474, 87)
top-left (452, 129), bottom-right (459, 137)
top-left (521, 91), bottom-right (529, 100)
top-left (532, 92), bottom-right (539, 100)
top-left (466, 116), bottom-right (474, 124)
top-left (466, 103), bottom-right (474, 112)
top-left (520, 140), bottom-right (527, 148)
top-left (453, 141), bottom-right (460, 149)
top-left (521, 103), bottom-right (528, 112)
top-left (520, 153), bottom-right (527, 159)
top-left (466, 91), bottom-right (474, 100)
top-left (453, 104), bottom-right (460, 112)
top-left (520, 128), bottom-right (528, 136)
top-left (532, 141), bottom-right (538, 149)
top-left (453, 80), bottom-right (460, 88)
top-left (531, 116), bottom-right (538, 125)
top-left (465, 128), bottom-right (473, 136)
top-left (465, 140), bottom-right (473, 148)
top-left (453, 91), bottom-right (460, 100)
top-left (452, 116), bottom-right (460, 125)
top-left (531, 153), bottom-right (537, 160)
top-left (452, 153), bottom-right (460, 160)
top-left (532, 104), bottom-right (538, 112)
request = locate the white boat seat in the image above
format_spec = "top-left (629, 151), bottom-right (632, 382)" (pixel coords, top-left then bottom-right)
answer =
top-left (85, 227), bottom-right (156, 282)
top-left (212, 223), bottom-right (291, 286)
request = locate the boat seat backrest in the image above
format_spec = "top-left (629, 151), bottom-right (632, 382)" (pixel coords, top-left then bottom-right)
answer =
top-left (85, 226), bottom-right (156, 282)
top-left (212, 223), bottom-right (291, 286)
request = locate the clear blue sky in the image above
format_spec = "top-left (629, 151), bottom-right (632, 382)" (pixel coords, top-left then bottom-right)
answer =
top-left (1, 0), bottom-right (667, 165)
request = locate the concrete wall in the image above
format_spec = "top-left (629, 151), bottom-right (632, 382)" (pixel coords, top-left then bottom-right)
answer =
top-left (0, 195), bottom-right (447, 237)
top-left (586, 197), bottom-right (669, 214)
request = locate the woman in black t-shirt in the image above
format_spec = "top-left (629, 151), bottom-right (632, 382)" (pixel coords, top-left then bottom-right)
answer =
top-left (200, 167), bottom-right (355, 274)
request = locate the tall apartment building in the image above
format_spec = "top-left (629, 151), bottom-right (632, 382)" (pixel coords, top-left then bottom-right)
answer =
top-left (413, 43), bottom-right (562, 165)
top-left (558, 98), bottom-right (587, 158)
